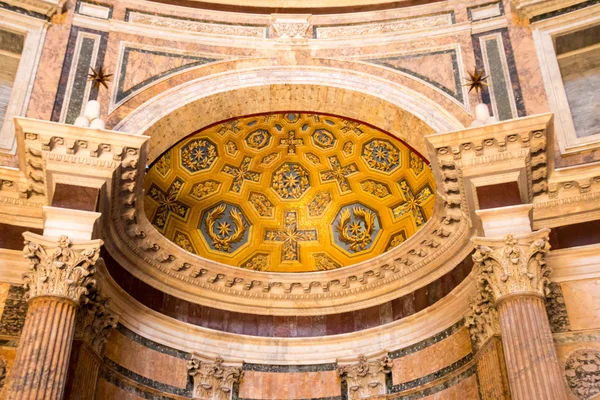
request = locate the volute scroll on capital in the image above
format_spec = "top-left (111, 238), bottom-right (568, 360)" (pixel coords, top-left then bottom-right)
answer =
top-left (22, 232), bottom-right (104, 305)
top-left (471, 229), bottom-right (552, 304)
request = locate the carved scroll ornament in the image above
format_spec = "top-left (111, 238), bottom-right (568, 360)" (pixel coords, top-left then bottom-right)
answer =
top-left (471, 229), bottom-right (552, 303)
top-left (22, 234), bottom-right (103, 304)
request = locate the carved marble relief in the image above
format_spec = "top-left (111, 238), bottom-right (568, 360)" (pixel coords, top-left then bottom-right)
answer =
top-left (338, 354), bottom-right (392, 399)
top-left (187, 356), bottom-right (243, 400)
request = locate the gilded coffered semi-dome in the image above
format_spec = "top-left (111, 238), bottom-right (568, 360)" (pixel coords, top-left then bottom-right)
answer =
top-left (144, 113), bottom-right (436, 272)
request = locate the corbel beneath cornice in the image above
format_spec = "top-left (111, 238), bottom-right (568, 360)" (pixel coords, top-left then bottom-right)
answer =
top-left (425, 113), bottom-right (552, 235)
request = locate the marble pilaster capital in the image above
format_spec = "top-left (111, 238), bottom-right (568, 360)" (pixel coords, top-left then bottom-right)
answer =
top-left (22, 232), bottom-right (103, 305)
top-left (187, 355), bottom-right (243, 399)
top-left (75, 286), bottom-right (118, 355)
top-left (465, 289), bottom-right (500, 350)
top-left (471, 229), bottom-right (552, 303)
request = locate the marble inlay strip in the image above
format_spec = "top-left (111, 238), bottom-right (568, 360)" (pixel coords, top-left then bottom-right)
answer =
top-left (51, 26), bottom-right (108, 123)
top-left (554, 330), bottom-right (600, 344)
top-left (388, 365), bottom-right (477, 399)
top-left (471, 28), bottom-right (526, 119)
top-left (243, 363), bottom-right (337, 372)
top-left (314, 12), bottom-right (454, 39)
top-left (481, 33), bottom-right (516, 121)
top-left (100, 366), bottom-right (184, 400)
top-left (103, 357), bottom-right (193, 396)
top-left (0, 1), bottom-right (48, 20)
top-left (125, 10), bottom-right (268, 38)
top-left (116, 324), bottom-right (189, 360)
top-left (530, 0), bottom-right (600, 23)
top-left (388, 353), bottom-right (473, 393)
top-left (467, 1), bottom-right (504, 21)
top-left (388, 319), bottom-right (465, 359)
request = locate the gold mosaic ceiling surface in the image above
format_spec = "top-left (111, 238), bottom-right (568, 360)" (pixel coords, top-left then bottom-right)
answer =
top-left (144, 113), bottom-right (436, 272)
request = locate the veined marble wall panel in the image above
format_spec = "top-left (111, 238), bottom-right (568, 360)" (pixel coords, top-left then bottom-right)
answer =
top-left (109, 42), bottom-right (227, 111)
top-left (554, 332), bottom-right (600, 400)
top-left (239, 365), bottom-right (341, 399)
top-left (561, 278), bottom-right (600, 331)
top-left (389, 323), bottom-right (473, 394)
top-left (97, 320), bottom-right (482, 399)
top-left (103, 326), bottom-right (191, 396)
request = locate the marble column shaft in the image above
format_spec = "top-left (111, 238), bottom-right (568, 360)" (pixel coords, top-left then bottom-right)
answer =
top-left (6, 297), bottom-right (77, 400)
top-left (471, 230), bottom-right (568, 400)
top-left (4, 233), bottom-right (102, 400)
top-left (497, 295), bottom-right (566, 400)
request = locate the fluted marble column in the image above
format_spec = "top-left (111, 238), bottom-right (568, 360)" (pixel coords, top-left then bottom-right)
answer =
top-left (471, 229), bottom-right (567, 400)
top-left (5, 233), bottom-right (102, 400)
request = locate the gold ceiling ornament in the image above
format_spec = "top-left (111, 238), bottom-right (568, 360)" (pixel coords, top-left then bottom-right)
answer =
top-left (144, 113), bottom-right (436, 272)
top-left (87, 66), bottom-right (113, 90)
top-left (464, 67), bottom-right (488, 95)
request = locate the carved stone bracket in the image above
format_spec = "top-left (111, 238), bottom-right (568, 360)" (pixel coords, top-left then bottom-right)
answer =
top-left (74, 284), bottom-right (118, 355)
top-left (471, 229), bottom-right (552, 303)
top-left (337, 354), bottom-right (392, 400)
top-left (22, 232), bottom-right (103, 305)
top-left (187, 356), bottom-right (243, 400)
top-left (465, 289), bottom-right (500, 350)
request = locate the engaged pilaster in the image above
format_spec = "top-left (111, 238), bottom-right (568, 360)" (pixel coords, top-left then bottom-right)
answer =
top-left (5, 233), bottom-right (103, 400)
top-left (471, 230), bottom-right (568, 400)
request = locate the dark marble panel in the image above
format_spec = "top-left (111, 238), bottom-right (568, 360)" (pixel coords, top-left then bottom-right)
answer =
top-left (52, 183), bottom-right (99, 211)
top-left (243, 363), bottom-right (337, 373)
top-left (116, 325), bottom-right (188, 359)
top-left (0, 223), bottom-right (42, 250)
top-left (0, 285), bottom-right (27, 337)
top-left (546, 282), bottom-right (571, 333)
top-left (476, 182), bottom-right (521, 209)
top-left (549, 219), bottom-right (600, 249)
top-left (75, 0), bottom-right (113, 18)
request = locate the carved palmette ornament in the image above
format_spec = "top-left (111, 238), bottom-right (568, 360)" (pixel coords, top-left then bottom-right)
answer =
top-left (337, 354), bottom-right (392, 400)
top-left (465, 288), bottom-right (500, 350)
top-left (22, 233), bottom-right (103, 304)
top-left (74, 288), bottom-right (118, 355)
top-left (187, 356), bottom-right (243, 400)
top-left (471, 229), bottom-right (552, 302)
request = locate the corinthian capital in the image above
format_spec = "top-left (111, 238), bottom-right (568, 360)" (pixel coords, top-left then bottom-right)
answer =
top-left (471, 229), bottom-right (552, 303)
top-left (22, 232), bottom-right (103, 304)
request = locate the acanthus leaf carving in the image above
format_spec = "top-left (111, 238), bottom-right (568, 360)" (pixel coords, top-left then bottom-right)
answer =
top-left (22, 234), bottom-right (103, 304)
top-left (465, 288), bottom-right (500, 350)
top-left (337, 354), bottom-right (392, 399)
top-left (75, 286), bottom-right (118, 355)
top-left (187, 356), bottom-right (243, 400)
top-left (471, 229), bottom-right (552, 302)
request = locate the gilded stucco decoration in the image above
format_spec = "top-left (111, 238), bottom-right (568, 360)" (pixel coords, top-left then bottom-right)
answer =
top-left (144, 113), bottom-right (436, 272)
